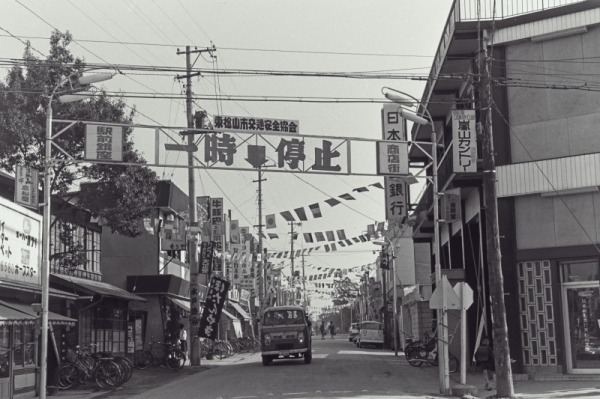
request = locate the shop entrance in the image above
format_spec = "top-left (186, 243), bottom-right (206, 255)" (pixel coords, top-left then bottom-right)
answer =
top-left (561, 259), bottom-right (600, 373)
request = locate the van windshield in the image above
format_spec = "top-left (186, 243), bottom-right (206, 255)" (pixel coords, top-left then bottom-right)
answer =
top-left (361, 322), bottom-right (382, 330)
top-left (263, 310), bottom-right (305, 326)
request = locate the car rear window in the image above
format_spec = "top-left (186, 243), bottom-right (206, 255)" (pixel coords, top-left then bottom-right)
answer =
top-left (263, 310), bottom-right (305, 326)
top-left (361, 322), bottom-right (382, 330)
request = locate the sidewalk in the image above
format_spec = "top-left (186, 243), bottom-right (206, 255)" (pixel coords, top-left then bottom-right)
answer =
top-left (52, 352), bottom-right (260, 399)
top-left (418, 363), bottom-right (600, 398)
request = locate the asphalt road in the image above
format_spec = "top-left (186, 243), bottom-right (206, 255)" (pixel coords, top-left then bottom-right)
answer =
top-left (125, 336), bottom-right (446, 399)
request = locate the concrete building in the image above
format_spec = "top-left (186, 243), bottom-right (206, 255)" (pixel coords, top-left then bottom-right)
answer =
top-left (409, 0), bottom-right (600, 375)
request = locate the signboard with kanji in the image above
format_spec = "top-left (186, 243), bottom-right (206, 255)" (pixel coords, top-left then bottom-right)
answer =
top-left (441, 188), bottom-right (461, 223)
top-left (376, 141), bottom-right (409, 176)
top-left (160, 219), bottom-right (186, 251)
top-left (384, 177), bottom-right (407, 223)
top-left (199, 241), bottom-right (215, 274)
top-left (213, 115), bottom-right (299, 134)
top-left (381, 103), bottom-right (406, 141)
top-left (0, 196), bottom-right (42, 285)
top-left (198, 276), bottom-right (230, 339)
top-left (211, 198), bottom-right (223, 273)
top-left (84, 124), bottom-right (124, 162)
top-left (14, 165), bottom-right (39, 209)
top-left (452, 109), bottom-right (477, 173)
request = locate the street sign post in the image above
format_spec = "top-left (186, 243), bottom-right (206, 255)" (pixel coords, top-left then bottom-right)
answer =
top-left (453, 282), bottom-right (474, 385)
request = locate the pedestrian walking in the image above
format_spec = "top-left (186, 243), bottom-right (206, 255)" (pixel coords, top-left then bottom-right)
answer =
top-left (328, 321), bottom-right (335, 339)
top-left (320, 321), bottom-right (325, 340)
top-left (475, 336), bottom-right (495, 391)
top-left (179, 323), bottom-right (188, 362)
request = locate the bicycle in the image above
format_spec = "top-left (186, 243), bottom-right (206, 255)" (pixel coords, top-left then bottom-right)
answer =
top-left (54, 344), bottom-right (125, 389)
top-left (137, 336), bottom-right (185, 371)
top-left (406, 335), bottom-right (459, 373)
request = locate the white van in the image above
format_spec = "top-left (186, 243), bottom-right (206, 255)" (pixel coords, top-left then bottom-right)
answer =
top-left (355, 321), bottom-right (383, 349)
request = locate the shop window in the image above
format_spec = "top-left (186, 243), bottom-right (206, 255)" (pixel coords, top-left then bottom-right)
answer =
top-left (13, 325), bottom-right (35, 368)
top-left (90, 303), bottom-right (127, 356)
top-left (562, 260), bottom-right (599, 282)
top-left (0, 326), bottom-right (9, 378)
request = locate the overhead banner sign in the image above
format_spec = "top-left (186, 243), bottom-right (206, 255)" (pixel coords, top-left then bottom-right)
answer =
top-left (14, 165), bottom-right (39, 209)
top-left (452, 109), bottom-right (477, 173)
top-left (0, 196), bottom-right (42, 285)
top-left (213, 115), bottom-right (299, 134)
top-left (384, 178), bottom-right (407, 223)
top-left (376, 141), bottom-right (409, 176)
top-left (84, 124), bottom-right (124, 162)
top-left (198, 276), bottom-right (230, 340)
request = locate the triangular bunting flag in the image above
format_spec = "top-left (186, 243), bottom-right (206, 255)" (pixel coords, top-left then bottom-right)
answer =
top-left (325, 245), bottom-right (330, 252)
top-left (353, 187), bottom-right (369, 193)
top-left (336, 229), bottom-right (346, 240)
top-left (331, 243), bottom-right (337, 251)
top-left (352, 237), bottom-right (360, 243)
top-left (338, 241), bottom-right (346, 247)
top-left (309, 248), bottom-right (314, 253)
top-left (325, 198), bottom-right (341, 207)
top-left (292, 232), bottom-right (298, 240)
top-left (280, 211), bottom-right (295, 222)
top-left (370, 182), bottom-right (384, 189)
top-left (376, 222), bottom-right (385, 232)
top-left (345, 239), bottom-right (353, 246)
top-left (294, 207), bottom-right (308, 221)
top-left (314, 246), bottom-right (321, 251)
top-left (304, 233), bottom-right (314, 243)
top-left (367, 224), bottom-right (375, 238)
top-left (359, 235), bottom-right (367, 242)
top-left (315, 232), bottom-right (326, 242)
top-left (268, 233), bottom-right (279, 239)
top-left (339, 193), bottom-right (355, 200)
top-left (326, 231), bottom-right (335, 241)
top-left (309, 203), bottom-right (322, 218)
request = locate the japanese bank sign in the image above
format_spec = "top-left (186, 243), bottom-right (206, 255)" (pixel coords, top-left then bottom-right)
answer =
top-left (198, 276), bottom-right (230, 340)
top-left (14, 165), bottom-right (39, 209)
top-left (452, 110), bottom-right (477, 173)
top-left (84, 124), bottom-right (124, 162)
top-left (0, 196), bottom-right (42, 285)
top-left (384, 178), bottom-right (407, 224)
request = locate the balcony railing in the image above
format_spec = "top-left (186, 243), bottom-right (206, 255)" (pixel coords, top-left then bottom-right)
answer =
top-left (458, 0), bottom-right (586, 21)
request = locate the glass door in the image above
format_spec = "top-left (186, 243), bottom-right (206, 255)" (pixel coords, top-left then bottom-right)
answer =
top-left (562, 284), bottom-right (600, 373)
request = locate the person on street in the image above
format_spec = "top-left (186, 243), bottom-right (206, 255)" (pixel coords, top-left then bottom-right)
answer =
top-left (320, 321), bottom-right (325, 340)
top-left (328, 321), bottom-right (335, 339)
top-left (179, 324), bottom-right (188, 362)
top-left (475, 336), bottom-right (495, 391)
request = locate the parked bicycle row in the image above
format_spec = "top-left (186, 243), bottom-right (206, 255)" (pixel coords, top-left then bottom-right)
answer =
top-left (200, 336), bottom-right (261, 359)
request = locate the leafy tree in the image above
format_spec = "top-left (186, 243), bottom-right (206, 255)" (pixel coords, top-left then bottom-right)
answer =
top-left (0, 30), bottom-right (158, 270)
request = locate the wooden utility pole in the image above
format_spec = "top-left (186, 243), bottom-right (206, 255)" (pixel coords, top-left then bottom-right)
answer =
top-left (479, 30), bottom-right (514, 397)
top-left (289, 221), bottom-right (301, 305)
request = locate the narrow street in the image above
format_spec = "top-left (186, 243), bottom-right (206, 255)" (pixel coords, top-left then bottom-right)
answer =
top-left (126, 338), bottom-right (440, 399)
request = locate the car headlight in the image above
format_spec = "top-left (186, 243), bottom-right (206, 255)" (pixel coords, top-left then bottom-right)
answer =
top-left (264, 334), bottom-right (271, 346)
top-left (298, 332), bottom-right (305, 343)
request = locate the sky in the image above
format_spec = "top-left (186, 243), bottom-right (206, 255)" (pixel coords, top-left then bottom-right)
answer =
top-left (1, 0), bottom-right (452, 309)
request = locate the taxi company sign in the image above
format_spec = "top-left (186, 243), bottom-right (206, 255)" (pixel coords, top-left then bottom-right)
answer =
top-left (0, 196), bottom-right (42, 285)
top-left (452, 110), bottom-right (477, 173)
top-left (84, 124), bottom-right (124, 162)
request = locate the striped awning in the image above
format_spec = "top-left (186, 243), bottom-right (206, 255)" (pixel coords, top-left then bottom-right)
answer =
top-left (0, 300), bottom-right (77, 327)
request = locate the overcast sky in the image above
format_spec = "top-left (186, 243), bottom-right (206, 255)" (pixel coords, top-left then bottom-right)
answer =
top-left (2, 0), bottom-right (451, 307)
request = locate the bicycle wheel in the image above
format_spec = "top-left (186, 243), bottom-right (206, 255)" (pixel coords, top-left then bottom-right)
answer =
top-left (213, 342), bottom-right (228, 359)
top-left (136, 351), bottom-right (153, 370)
top-left (54, 363), bottom-right (80, 390)
top-left (406, 349), bottom-right (425, 367)
top-left (448, 353), bottom-right (459, 373)
top-left (94, 361), bottom-right (122, 389)
top-left (166, 349), bottom-right (185, 371)
top-left (114, 356), bottom-right (134, 383)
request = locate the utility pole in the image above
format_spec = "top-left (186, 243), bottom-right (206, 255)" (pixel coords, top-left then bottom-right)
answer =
top-left (254, 168), bottom-right (267, 316)
top-left (301, 252), bottom-right (307, 309)
top-left (480, 30), bottom-right (514, 397)
top-left (380, 250), bottom-right (388, 349)
top-left (289, 221), bottom-right (300, 305)
top-left (177, 45), bottom-right (215, 367)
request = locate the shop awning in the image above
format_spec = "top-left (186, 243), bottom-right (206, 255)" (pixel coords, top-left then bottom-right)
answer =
top-left (230, 302), bottom-right (250, 320)
top-left (0, 300), bottom-right (77, 327)
top-left (52, 274), bottom-right (147, 302)
top-left (221, 309), bottom-right (237, 320)
top-left (0, 279), bottom-right (78, 300)
top-left (171, 298), bottom-right (190, 312)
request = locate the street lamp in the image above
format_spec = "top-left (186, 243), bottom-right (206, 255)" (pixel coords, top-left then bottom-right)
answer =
top-left (41, 72), bottom-right (112, 399)
top-left (381, 87), bottom-right (449, 394)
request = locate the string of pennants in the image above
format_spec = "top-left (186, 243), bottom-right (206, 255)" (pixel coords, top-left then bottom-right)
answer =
top-left (264, 222), bottom-right (386, 259)
top-left (262, 182), bottom-right (384, 234)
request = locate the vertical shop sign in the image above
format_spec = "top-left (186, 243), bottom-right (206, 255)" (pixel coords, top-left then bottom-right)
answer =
top-left (199, 241), bottom-right (215, 275)
top-left (377, 142), bottom-right (409, 176)
top-left (211, 198), bottom-right (223, 273)
top-left (198, 276), bottom-right (230, 339)
top-left (441, 188), bottom-right (461, 222)
top-left (84, 124), bottom-right (124, 162)
top-left (452, 109), bottom-right (477, 173)
top-left (127, 323), bottom-right (134, 353)
top-left (381, 103), bottom-right (406, 141)
top-left (384, 178), bottom-right (407, 223)
top-left (14, 165), bottom-right (39, 209)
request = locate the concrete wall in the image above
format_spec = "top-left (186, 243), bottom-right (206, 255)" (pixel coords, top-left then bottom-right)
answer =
top-left (101, 228), bottom-right (159, 290)
top-left (506, 26), bottom-right (600, 164)
top-left (515, 192), bottom-right (600, 249)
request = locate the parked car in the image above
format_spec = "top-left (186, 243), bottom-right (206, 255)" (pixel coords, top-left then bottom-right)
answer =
top-left (355, 321), bottom-right (383, 349)
top-left (348, 323), bottom-right (359, 342)
top-left (260, 306), bottom-right (312, 366)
